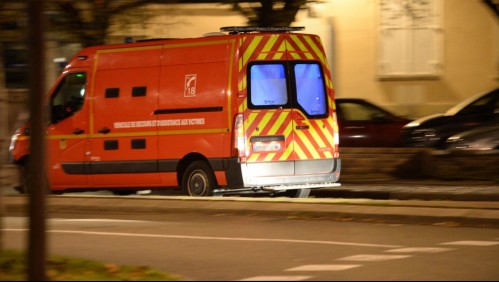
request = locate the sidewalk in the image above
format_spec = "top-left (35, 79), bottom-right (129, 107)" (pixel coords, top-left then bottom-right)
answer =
top-left (313, 178), bottom-right (499, 201)
top-left (3, 181), bottom-right (499, 228)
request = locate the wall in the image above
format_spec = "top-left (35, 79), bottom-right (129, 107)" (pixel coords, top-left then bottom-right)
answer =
top-left (340, 147), bottom-right (499, 183)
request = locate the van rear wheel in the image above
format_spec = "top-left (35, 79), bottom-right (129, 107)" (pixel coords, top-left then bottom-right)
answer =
top-left (280, 188), bottom-right (310, 198)
top-left (182, 161), bottom-right (216, 196)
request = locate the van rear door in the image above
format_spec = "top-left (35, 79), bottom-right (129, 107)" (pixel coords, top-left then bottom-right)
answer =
top-left (238, 33), bottom-right (338, 187)
top-left (245, 62), bottom-right (334, 167)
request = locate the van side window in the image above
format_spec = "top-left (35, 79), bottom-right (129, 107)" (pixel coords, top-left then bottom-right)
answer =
top-left (249, 63), bottom-right (288, 107)
top-left (50, 72), bottom-right (87, 124)
top-left (105, 88), bottom-right (119, 98)
top-left (294, 63), bottom-right (327, 117)
top-left (132, 86), bottom-right (147, 97)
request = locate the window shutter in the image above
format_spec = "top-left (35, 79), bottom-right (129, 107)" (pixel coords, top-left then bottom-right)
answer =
top-left (378, 0), bottom-right (443, 79)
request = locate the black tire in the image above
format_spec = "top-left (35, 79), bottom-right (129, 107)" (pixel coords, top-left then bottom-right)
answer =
top-left (14, 161), bottom-right (29, 194)
top-left (112, 189), bottom-right (137, 196)
top-left (15, 158), bottom-right (52, 195)
top-left (181, 161), bottom-right (217, 196)
top-left (280, 188), bottom-right (311, 198)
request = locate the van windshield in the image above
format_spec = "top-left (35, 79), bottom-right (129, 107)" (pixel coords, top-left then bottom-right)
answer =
top-left (50, 72), bottom-right (87, 124)
top-left (248, 62), bottom-right (328, 118)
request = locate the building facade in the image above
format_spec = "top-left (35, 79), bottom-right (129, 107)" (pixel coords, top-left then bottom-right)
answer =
top-left (1, 0), bottom-right (498, 164)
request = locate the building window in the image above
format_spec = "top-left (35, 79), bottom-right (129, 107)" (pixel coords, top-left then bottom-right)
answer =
top-left (3, 46), bottom-right (28, 88)
top-left (378, 0), bottom-right (443, 79)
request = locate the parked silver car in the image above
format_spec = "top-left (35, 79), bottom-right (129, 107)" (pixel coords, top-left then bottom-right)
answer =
top-left (400, 88), bottom-right (499, 148)
top-left (441, 123), bottom-right (499, 151)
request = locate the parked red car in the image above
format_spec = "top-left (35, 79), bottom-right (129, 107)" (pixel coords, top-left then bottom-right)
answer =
top-left (335, 98), bottom-right (412, 147)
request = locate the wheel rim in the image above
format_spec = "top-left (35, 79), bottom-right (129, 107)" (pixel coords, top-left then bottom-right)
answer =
top-left (188, 169), bottom-right (208, 196)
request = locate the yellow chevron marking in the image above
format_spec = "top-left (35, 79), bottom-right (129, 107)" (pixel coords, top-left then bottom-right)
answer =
top-left (248, 153), bottom-right (261, 162)
top-left (283, 117), bottom-right (293, 137)
top-left (246, 112), bottom-right (259, 129)
top-left (308, 124), bottom-right (327, 148)
top-left (290, 35), bottom-right (314, 60)
top-left (283, 40), bottom-right (301, 60)
top-left (301, 36), bottom-right (333, 88)
top-left (257, 35), bottom-right (279, 60)
top-left (275, 121), bottom-right (293, 161)
top-left (295, 130), bottom-right (321, 159)
top-left (272, 41), bottom-right (286, 60)
top-left (293, 141), bottom-right (308, 159)
top-left (243, 36), bottom-right (263, 66)
top-left (267, 112), bottom-right (288, 135)
top-left (249, 112), bottom-right (273, 136)
top-left (303, 36), bottom-right (328, 67)
top-left (281, 140), bottom-right (294, 160)
top-left (264, 152), bottom-right (276, 162)
top-left (319, 119), bottom-right (335, 144)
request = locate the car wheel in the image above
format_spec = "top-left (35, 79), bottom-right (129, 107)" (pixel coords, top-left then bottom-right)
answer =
top-left (279, 188), bottom-right (311, 198)
top-left (181, 161), bottom-right (217, 196)
top-left (16, 157), bottom-right (51, 195)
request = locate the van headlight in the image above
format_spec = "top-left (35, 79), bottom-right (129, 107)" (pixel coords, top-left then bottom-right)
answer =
top-left (9, 128), bottom-right (20, 153)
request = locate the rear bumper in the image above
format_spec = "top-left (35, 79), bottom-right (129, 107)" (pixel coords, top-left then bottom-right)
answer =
top-left (240, 158), bottom-right (341, 188)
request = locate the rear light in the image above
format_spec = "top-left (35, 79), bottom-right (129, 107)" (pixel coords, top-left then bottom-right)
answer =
top-left (234, 114), bottom-right (246, 157)
top-left (332, 112), bottom-right (340, 157)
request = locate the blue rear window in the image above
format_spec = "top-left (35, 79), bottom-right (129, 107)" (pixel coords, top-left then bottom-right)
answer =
top-left (295, 63), bottom-right (327, 116)
top-left (248, 61), bottom-right (328, 118)
top-left (249, 64), bottom-right (288, 106)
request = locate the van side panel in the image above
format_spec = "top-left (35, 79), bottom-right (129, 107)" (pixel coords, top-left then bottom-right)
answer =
top-left (89, 47), bottom-right (162, 187)
top-left (157, 40), bottom-right (234, 186)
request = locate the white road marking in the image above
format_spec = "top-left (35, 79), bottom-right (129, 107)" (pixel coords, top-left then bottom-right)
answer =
top-left (51, 218), bottom-right (150, 223)
top-left (339, 254), bottom-right (411, 261)
top-left (3, 229), bottom-right (401, 248)
top-left (440, 240), bottom-right (499, 246)
top-left (387, 247), bottom-right (453, 253)
top-left (238, 275), bottom-right (312, 281)
top-left (286, 264), bottom-right (361, 271)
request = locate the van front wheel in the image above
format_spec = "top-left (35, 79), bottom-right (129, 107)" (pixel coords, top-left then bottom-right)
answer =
top-left (182, 161), bottom-right (216, 196)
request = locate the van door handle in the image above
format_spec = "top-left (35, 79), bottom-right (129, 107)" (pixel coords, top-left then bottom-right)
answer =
top-left (98, 127), bottom-right (111, 134)
top-left (296, 125), bottom-right (309, 130)
top-left (73, 128), bottom-right (84, 135)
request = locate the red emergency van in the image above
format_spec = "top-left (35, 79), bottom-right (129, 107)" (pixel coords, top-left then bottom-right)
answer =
top-left (9, 26), bottom-right (341, 197)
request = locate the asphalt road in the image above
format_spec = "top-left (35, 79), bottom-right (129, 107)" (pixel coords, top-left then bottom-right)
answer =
top-left (3, 207), bottom-right (499, 281)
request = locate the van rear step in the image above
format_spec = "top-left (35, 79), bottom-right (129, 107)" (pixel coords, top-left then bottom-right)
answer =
top-left (213, 182), bottom-right (341, 196)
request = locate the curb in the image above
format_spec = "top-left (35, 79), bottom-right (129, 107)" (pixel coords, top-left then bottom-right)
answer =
top-left (4, 195), bottom-right (499, 228)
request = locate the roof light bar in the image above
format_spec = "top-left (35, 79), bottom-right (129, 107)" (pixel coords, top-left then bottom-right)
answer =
top-left (220, 26), bottom-right (305, 34)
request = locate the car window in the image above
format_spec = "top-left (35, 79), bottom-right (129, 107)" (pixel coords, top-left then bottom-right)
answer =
top-left (338, 102), bottom-right (389, 121)
top-left (458, 92), bottom-right (497, 116)
top-left (445, 88), bottom-right (499, 116)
